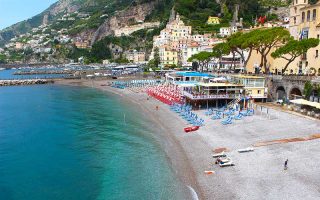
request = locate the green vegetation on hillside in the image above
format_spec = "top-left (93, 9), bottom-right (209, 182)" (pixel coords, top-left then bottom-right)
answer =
top-left (0, 54), bottom-right (7, 64)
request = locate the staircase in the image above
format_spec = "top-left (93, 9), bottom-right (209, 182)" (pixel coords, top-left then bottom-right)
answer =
top-left (227, 97), bottom-right (241, 109)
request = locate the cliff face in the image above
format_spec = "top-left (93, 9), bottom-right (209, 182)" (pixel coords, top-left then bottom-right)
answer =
top-left (90, 1), bottom-right (157, 45)
top-left (0, 0), bottom-right (158, 47)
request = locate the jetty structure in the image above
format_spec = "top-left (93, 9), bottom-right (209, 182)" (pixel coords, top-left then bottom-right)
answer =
top-left (0, 79), bottom-right (53, 86)
top-left (13, 70), bottom-right (74, 75)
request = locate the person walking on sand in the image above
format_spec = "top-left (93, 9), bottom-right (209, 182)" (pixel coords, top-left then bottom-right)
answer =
top-left (284, 159), bottom-right (288, 170)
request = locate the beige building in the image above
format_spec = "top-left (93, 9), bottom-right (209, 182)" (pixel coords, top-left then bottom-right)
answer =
top-left (150, 8), bottom-right (220, 67)
top-left (231, 75), bottom-right (267, 100)
top-left (15, 42), bottom-right (24, 50)
top-left (124, 50), bottom-right (146, 63)
top-left (159, 45), bottom-right (178, 66)
top-left (75, 41), bottom-right (90, 49)
top-left (247, 0), bottom-right (320, 75)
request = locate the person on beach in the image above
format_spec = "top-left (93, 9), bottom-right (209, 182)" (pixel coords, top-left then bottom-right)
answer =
top-left (156, 105), bottom-right (159, 111)
top-left (284, 159), bottom-right (288, 170)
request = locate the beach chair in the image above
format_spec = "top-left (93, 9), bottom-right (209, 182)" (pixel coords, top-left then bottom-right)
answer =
top-left (234, 113), bottom-right (243, 120)
top-left (221, 116), bottom-right (233, 125)
top-left (211, 114), bottom-right (222, 120)
top-left (196, 119), bottom-right (205, 126)
top-left (205, 109), bottom-right (213, 116)
top-left (240, 110), bottom-right (248, 116)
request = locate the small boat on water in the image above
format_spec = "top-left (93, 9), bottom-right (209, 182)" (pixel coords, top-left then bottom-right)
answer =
top-left (184, 126), bottom-right (200, 133)
top-left (0, 67), bottom-right (5, 71)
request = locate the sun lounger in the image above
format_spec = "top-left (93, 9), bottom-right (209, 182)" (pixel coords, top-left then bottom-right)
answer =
top-left (237, 147), bottom-right (254, 153)
top-left (234, 114), bottom-right (243, 120)
top-left (212, 114), bottom-right (221, 120)
top-left (205, 109), bottom-right (213, 116)
top-left (221, 116), bottom-right (233, 125)
top-left (212, 152), bottom-right (226, 158)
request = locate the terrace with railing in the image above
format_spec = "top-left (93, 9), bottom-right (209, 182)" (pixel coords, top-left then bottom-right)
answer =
top-left (183, 91), bottom-right (242, 100)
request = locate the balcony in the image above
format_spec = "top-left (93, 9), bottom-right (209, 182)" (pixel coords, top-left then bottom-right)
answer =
top-left (183, 91), bottom-right (241, 100)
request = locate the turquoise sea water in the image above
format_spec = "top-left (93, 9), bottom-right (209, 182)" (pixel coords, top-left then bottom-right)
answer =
top-left (0, 85), bottom-right (185, 200)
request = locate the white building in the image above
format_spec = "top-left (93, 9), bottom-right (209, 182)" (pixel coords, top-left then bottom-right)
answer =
top-left (219, 27), bottom-right (231, 37)
top-left (151, 8), bottom-right (218, 67)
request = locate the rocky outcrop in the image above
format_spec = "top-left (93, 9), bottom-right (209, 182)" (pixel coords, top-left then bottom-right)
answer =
top-left (269, 7), bottom-right (289, 19)
top-left (90, 1), bottom-right (157, 45)
top-left (49, 0), bottom-right (81, 16)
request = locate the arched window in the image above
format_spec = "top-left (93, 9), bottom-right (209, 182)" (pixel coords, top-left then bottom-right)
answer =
top-left (302, 12), bottom-right (305, 22)
top-left (307, 10), bottom-right (311, 21)
top-left (313, 9), bottom-right (317, 20)
top-left (295, 7), bottom-right (297, 13)
top-left (294, 17), bottom-right (296, 24)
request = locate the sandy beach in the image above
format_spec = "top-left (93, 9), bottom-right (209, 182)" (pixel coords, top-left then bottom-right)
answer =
top-left (56, 79), bottom-right (320, 200)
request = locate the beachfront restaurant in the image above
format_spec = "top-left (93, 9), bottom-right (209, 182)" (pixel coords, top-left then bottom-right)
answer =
top-left (230, 75), bottom-right (267, 101)
top-left (183, 82), bottom-right (244, 109)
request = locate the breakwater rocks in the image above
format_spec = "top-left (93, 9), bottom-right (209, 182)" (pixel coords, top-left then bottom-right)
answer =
top-left (13, 70), bottom-right (74, 75)
top-left (0, 79), bottom-right (54, 86)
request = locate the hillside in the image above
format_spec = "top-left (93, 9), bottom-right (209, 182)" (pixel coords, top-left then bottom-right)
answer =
top-left (0, 0), bottom-right (286, 46)
top-left (0, 0), bottom-right (82, 46)
top-left (0, 0), bottom-right (288, 64)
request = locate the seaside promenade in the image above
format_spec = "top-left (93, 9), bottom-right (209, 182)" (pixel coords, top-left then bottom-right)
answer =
top-left (57, 79), bottom-right (320, 200)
